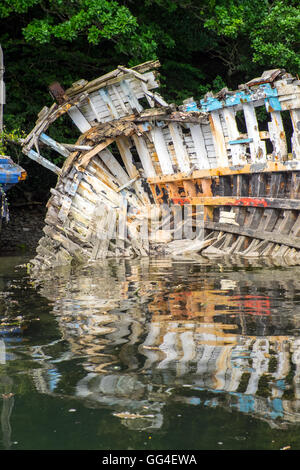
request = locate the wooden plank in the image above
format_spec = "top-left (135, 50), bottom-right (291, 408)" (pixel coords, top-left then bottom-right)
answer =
top-left (183, 196), bottom-right (300, 211)
top-left (251, 173), bottom-right (266, 197)
top-left (99, 88), bottom-right (120, 119)
top-left (232, 174), bottom-right (249, 197)
top-left (115, 136), bottom-right (150, 205)
top-left (269, 172), bottom-right (282, 197)
top-left (218, 175), bottom-right (232, 196)
top-left (117, 65), bottom-right (148, 83)
top-left (94, 209), bottom-right (117, 259)
top-left (39, 133), bottom-right (70, 158)
top-left (116, 197), bottom-right (128, 252)
top-left (87, 96), bottom-right (101, 122)
top-left (76, 180), bottom-right (118, 214)
top-left (182, 180), bottom-right (197, 198)
top-left (119, 80), bottom-right (143, 113)
top-left (147, 161), bottom-right (300, 185)
top-left (267, 111), bottom-right (288, 160)
top-left (82, 173), bottom-right (121, 207)
top-left (168, 123), bottom-right (191, 173)
top-left (245, 206), bottom-right (263, 231)
top-left (111, 84), bottom-right (129, 114)
top-left (98, 148), bottom-right (129, 186)
top-left (91, 204), bottom-right (107, 258)
top-left (242, 102), bottom-right (266, 162)
top-left (64, 172), bottom-right (83, 197)
top-left (290, 109), bottom-right (300, 158)
top-left (22, 103), bottom-right (57, 146)
top-left (290, 172), bottom-right (300, 199)
top-left (209, 111), bottom-right (228, 167)
top-left (132, 135), bottom-right (156, 177)
top-left (58, 195), bottom-right (73, 223)
top-left (88, 157), bottom-right (122, 191)
top-left (116, 137), bottom-right (139, 178)
top-left (24, 148), bottom-right (61, 175)
top-left (275, 210), bottom-right (297, 235)
top-left (62, 143), bottom-right (93, 151)
top-left (205, 220), bottom-right (300, 249)
top-left (64, 62), bottom-right (160, 98)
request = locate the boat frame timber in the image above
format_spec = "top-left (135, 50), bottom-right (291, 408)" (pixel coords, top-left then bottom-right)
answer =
top-left (20, 61), bottom-right (300, 269)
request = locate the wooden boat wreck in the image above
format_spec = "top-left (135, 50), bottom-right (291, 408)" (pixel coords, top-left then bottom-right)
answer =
top-left (0, 45), bottom-right (27, 231)
top-left (20, 60), bottom-right (300, 270)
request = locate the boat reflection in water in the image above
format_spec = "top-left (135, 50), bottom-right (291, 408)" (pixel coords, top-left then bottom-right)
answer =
top-left (31, 257), bottom-right (300, 430)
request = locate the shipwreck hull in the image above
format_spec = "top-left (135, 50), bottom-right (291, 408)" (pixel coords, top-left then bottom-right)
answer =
top-left (20, 61), bottom-right (300, 269)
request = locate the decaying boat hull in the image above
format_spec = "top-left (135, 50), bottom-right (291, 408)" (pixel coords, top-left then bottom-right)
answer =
top-left (20, 61), bottom-right (300, 269)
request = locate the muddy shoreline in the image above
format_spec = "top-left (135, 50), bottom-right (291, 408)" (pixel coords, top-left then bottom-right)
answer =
top-left (0, 205), bottom-right (46, 256)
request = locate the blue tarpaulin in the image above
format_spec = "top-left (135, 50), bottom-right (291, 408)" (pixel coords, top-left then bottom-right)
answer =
top-left (0, 156), bottom-right (26, 221)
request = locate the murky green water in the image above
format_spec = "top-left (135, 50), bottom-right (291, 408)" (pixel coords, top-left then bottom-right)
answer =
top-left (1, 254), bottom-right (300, 450)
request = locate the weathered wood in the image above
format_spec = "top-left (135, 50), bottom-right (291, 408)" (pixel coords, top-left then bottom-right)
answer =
top-left (67, 106), bottom-right (91, 133)
top-left (23, 148), bottom-right (61, 175)
top-left (184, 196), bottom-right (300, 211)
top-left (115, 136), bottom-right (150, 205)
top-left (151, 126), bottom-right (174, 175)
top-left (242, 102), bottom-right (266, 162)
top-left (92, 207), bottom-right (117, 259)
top-left (168, 123), bottom-right (191, 173)
top-left (268, 111), bottom-right (288, 160)
top-left (99, 88), bottom-right (120, 120)
top-left (119, 79), bottom-right (144, 114)
top-left (98, 148), bottom-right (130, 186)
top-left (147, 161), bottom-right (300, 185)
top-left (76, 138), bottom-right (114, 169)
top-left (64, 60), bottom-right (160, 98)
top-left (290, 109), bottom-right (300, 158)
top-left (21, 65), bottom-right (300, 268)
top-left (132, 135), bottom-right (156, 177)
